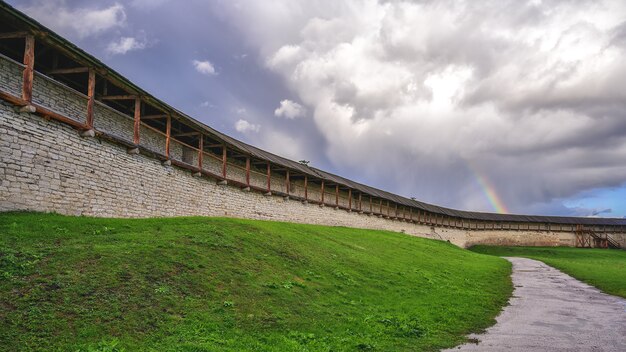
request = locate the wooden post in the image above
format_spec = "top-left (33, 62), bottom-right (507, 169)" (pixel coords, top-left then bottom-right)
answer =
top-left (387, 201), bottom-right (391, 217)
top-left (335, 185), bottom-right (339, 207)
top-left (304, 175), bottom-right (308, 201)
top-left (321, 180), bottom-right (325, 204)
top-left (245, 157), bottom-right (250, 186)
top-left (86, 68), bottom-right (95, 128)
top-left (133, 97), bottom-right (141, 145)
top-left (165, 115), bottom-right (171, 158)
top-left (22, 35), bottom-right (35, 103)
top-left (266, 162), bottom-right (271, 192)
top-left (410, 208), bottom-right (413, 221)
top-left (221, 146), bottom-right (227, 179)
top-left (379, 199), bottom-right (383, 215)
top-left (285, 170), bottom-right (290, 195)
top-left (358, 192), bottom-right (362, 211)
top-left (198, 135), bottom-right (203, 170)
top-left (348, 189), bottom-right (352, 210)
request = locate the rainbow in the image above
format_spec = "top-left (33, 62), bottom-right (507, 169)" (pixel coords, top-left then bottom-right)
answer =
top-left (465, 162), bottom-right (509, 214)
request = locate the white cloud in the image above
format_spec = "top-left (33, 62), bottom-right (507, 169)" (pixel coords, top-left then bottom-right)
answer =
top-left (235, 119), bottom-right (260, 133)
top-left (18, 1), bottom-right (126, 39)
top-left (274, 99), bottom-right (306, 119)
top-left (200, 101), bottom-right (214, 108)
top-left (106, 36), bottom-right (147, 55)
top-left (222, 0), bottom-right (626, 215)
top-left (193, 60), bottom-right (217, 75)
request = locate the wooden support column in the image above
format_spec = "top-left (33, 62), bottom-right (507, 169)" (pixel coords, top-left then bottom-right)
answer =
top-left (86, 68), bottom-right (95, 129)
top-left (165, 115), bottom-right (171, 159)
top-left (387, 201), bottom-right (390, 217)
top-left (22, 35), bottom-right (35, 103)
top-left (285, 170), bottom-right (290, 196)
top-left (358, 192), bottom-right (362, 212)
top-left (321, 181), bottom-right (325, 204)
top-left (304, 176), bottom-right (308, 201)
top-left (133, 97), bottom-right (141, 145)
top-left (245, 157), bottom-right (250, 186)
top-left (222, 146), bottom-right (227, 179)
top-left (335, 185), bottom-right (339, 207)
top-left (198, 135), bottom-right (203, 170)
top-left (369, 196), bottom-right (373, 213)
top-left (266, 162), bottom-right (271, 194)
top-left (410, 208), bottom-right (413, 221)
top-left (379, 199), bottom-right (383, 215)
top-left (348, 189), bottom-right (352, 211)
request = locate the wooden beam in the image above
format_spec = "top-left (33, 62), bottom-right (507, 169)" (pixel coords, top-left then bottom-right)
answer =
top-left (348, 189), bottom-right (352, 210)
top-left (165, 115), bottom-right (171, 158)
top-left (141, 114), bottom-right (168, 120)
top-left (379, 199), bottom-right (383, 214)
top-left (0, 31), bottom-right (29, 40)
top-left (48, 67), bottom-right (89, 75)
top-left (266, 162), bottom-right (271, 192)
top-left (101, 95), bottom-right (137, 100)
top-left (369, 196), bottom-right (373, 213)
top-left (174, 131), bottom-right (201, 137)
top-left (285, 170), bottom-right (290, 195)
top-left (86, 68), bottom-right (95, 128)
top-left (335, 184), bottom-right (339, 207)
top-left (206, 143), bottom-right (224, 148)
top-left (321, 180), bottom-right (325, 204)
top-left (22, 35), bottom-right (34, 103)
top-left (245, 157), bottom-right (250, 186)
top-left (304, 175), bottom-right (308, 201)
top-left (198, 135), bottom-right (203, 170)
top-left (222, 146), bottom-right (227, 178)
top-left (133, 97), bottom-right (141, 145)
top-left (358, 192), bottom-right (362, 211)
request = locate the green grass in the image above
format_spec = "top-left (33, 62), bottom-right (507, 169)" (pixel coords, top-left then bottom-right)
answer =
top-left (471, 245), bottom-right (626, 298)
top-left (0, 212), bottom-right (511, 352)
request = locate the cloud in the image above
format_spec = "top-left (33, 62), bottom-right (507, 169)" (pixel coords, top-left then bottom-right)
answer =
top-left (235, 119), bottom-right (260, 133)
top-left (131, 0), bottom-right (170, 9)
top-left (18, 1), bottom-right (126, 39)
top-left (200, 101), bottom-right (214, 108)
top-left (193, 60), bottom-right (217, 75)
top-left (106, 36), bottom-right (148, 55)
top-left (274, 99), bottom-right (306, 119)
top-left (221, 0), bottom-right (626, 215)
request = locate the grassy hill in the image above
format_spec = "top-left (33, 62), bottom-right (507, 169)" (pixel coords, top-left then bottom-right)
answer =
top-left (0, 213), bottom-right (511, 351)
top-left (471, 245), bottom-right (626, 298)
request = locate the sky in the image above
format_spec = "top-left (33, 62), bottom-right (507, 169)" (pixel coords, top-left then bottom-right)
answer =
top-left (8, 0), bottom-right (626, 218)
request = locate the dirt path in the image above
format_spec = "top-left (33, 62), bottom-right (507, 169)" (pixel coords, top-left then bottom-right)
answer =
top-left (444, 257), bottom-right (626, 352)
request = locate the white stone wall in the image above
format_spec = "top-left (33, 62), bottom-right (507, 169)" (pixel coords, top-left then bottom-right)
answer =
top-left (0, 99), bottom-right (584, 248)
top-left (32, 72), bottom-right (87, 124)
top-left (0, 54), bottom-right (22, 97)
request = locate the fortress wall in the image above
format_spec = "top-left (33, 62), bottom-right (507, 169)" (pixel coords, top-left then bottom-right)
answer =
top-left (0, 100), bottom-right (609, 249)
top-left (0, 54), bottom-right (621, 249)
top-left (0, 101), bottom-right (453, 243)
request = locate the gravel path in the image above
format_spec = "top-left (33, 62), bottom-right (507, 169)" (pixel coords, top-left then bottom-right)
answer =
top-left (444, 257), bottom-right (626, 352)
